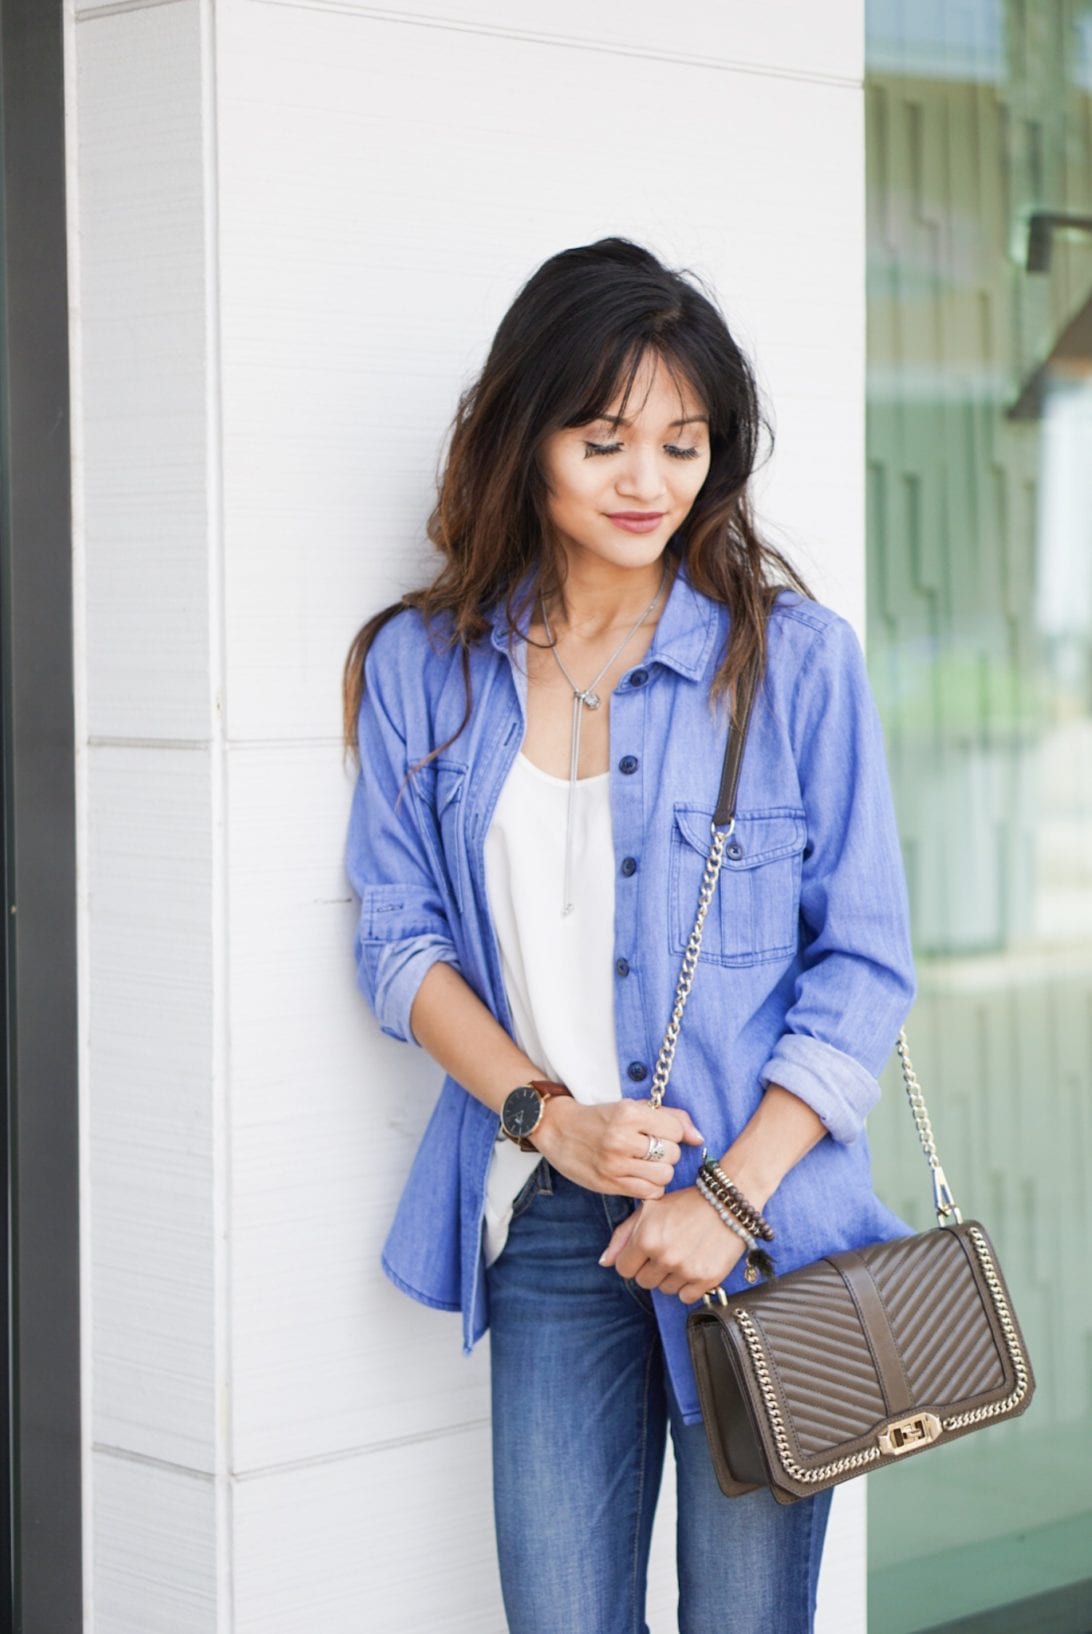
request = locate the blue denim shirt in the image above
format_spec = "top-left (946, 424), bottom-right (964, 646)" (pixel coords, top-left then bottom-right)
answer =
top-left (344, 555), bottom-right (917, 1426)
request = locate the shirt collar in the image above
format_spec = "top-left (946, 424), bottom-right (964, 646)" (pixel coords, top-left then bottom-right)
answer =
top-left (487, 551), bottom-right (717, 683)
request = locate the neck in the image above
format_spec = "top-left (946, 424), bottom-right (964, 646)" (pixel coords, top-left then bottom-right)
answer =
top-left (544, 552), bottom-right (675, 639)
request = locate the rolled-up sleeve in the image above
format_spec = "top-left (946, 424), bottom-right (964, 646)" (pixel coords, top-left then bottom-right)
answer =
top-left (758, 614), bottom-right (917, 1143)
top-left (344, 620), bottom-right (464, 1046)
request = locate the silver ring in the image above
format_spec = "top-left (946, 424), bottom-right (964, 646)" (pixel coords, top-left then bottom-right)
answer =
top-left (643, 1135), bottom-right (666, 1162)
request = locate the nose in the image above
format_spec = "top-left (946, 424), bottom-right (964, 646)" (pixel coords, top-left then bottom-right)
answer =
top-left (615, 444), bottom-right (668, 506)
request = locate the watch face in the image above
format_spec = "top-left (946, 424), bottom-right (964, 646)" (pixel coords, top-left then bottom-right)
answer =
top-left (502, 1085), bottom-right (544, 1139)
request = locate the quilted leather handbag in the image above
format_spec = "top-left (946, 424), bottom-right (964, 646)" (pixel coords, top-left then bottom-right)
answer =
top-left (646, 638), bottom-right (1036, 1505)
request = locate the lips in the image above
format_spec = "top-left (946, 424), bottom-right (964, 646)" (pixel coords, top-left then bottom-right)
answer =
top-left (606, 512), bottom-right (666, 534)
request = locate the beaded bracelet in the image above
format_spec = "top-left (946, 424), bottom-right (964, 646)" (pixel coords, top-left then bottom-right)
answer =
top-left (698, 1155), bottom-right (772, 1240)
top-left (695, 1173), bottom-right (757, 1250)
top-left (698, 1150), bottom-right (775, 1242)
top-left (698, 1171), bottom-right (769, 1243)
top-left (695, 1172), bottom-right (777, 1284)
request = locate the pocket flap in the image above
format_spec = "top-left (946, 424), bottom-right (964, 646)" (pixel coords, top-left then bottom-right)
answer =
top-left (673, 805), bottom-right (806, 869)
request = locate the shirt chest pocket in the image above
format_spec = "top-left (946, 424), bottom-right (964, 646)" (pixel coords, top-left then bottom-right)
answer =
top-left (410, 756), bottom-right (470, 914)
top-left (668, 804), bottom-right (807, 967)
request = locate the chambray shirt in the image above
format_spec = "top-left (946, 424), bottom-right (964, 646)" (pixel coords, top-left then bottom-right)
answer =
top-left (344, 553), bottom-right (917, 1427)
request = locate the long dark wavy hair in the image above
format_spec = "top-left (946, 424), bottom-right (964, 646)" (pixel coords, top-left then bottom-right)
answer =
top-left (341, 236), bottom-right (815, 780)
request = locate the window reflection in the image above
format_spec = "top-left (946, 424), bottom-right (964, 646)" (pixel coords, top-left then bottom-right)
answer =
top-left (865, 3), bottom-right (1092, 1628)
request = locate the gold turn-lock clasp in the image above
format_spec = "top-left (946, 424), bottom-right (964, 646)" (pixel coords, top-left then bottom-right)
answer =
top-left (877, 1412), bottom-right (942, 1457)
top-left (701, 1286), bottom-right (729, 1307)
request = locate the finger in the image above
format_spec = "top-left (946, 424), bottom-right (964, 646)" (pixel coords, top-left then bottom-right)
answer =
top-left (658, 1271), bottom-right (688, 1296)
top-left (617, 1172), bottom-right (668, 1199)
top-left (677, 1281), bottom-right (711, 1305)
top-left (598, 1213), bottom-right (639, 1268)
top-left (625, 1156), bottom-right (676, 1187)
top-left (676, 1110), bottom-right (706, 1147)
top-left (649, 1108), bottom-right (705, 1147)
top-left (635, 1262), bottom-right (666, 1291)
top-left (608, 1218), bottom-right (648, 1278)
top-left (633, 1137), bottom-right (681, 1168)
top-left (613, 1241), bottom-right (651, 1281)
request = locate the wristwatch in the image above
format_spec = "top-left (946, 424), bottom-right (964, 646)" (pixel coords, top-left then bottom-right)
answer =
top-left (499, 1078), bottom-right (572, 1152)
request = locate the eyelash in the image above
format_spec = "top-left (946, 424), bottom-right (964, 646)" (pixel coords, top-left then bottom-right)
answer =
top-left (582, 441), bottom-right (702, 461)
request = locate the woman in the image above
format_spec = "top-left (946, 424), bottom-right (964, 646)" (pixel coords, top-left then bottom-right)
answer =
top-left (342, 237), bottom-right (916, 1634)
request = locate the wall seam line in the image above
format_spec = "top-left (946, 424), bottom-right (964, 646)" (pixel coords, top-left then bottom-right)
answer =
top-left (246, 0), bottom-right (864, 90)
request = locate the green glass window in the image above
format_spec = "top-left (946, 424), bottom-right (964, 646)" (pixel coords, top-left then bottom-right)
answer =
top-left (865, 3), bottom-right (1092, 1630)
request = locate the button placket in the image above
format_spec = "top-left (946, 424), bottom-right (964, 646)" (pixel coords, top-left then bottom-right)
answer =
top-left (609, 680), bottom-right (649, 1101)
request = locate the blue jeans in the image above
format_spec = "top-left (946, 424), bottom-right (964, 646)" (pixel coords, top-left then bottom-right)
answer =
top-left (484, 1159), bottom-right (832, 1634)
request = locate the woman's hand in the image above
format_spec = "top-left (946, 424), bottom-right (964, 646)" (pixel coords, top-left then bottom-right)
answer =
top-left (532, 1096), bottom-right (704, 1199)
top-left (597, 1186), bottom-right (746, 1304)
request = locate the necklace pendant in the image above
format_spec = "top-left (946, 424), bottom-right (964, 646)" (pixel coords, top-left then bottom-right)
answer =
top-left (581, 690), bottom-right (600, 710)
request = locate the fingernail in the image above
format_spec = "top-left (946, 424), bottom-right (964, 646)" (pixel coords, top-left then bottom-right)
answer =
top-left (597, 1252), bottom-right (608, 1266)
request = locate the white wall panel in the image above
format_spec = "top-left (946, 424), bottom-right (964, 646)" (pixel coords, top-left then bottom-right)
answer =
top-left (88, 743), bottom-right (217, 1468)
top-left (819, 1484), bottom-right (868, 1632)
top-left (72, 0), bottom-right (224, 1624)
top-left (75, 0), bottom-right (213, 742)
top-left (93, 1450), bottom-right (217, 1634)
top-left (216, 0), bottom-right (866, 740)
top-left (232, 1423), bottom-right (505, 1634)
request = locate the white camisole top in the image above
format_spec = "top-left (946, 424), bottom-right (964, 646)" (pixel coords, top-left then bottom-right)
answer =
top-left (480, 750), bottom-right (624, 1267)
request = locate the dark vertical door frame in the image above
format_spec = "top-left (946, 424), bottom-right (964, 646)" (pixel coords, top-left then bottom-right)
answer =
top-left (0, 3), bottom-right (83, 1632)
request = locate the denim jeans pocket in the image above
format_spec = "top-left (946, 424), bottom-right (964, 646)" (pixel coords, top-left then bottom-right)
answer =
top-left (508, 1157), bottom-right (547, 1223)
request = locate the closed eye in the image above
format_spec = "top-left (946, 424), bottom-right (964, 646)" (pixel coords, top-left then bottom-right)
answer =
top-left (583, 441), bottom-right (702, 461)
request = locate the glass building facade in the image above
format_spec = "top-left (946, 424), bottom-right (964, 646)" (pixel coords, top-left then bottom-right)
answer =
top-left (865, 3), bottom-right (1092, 1628)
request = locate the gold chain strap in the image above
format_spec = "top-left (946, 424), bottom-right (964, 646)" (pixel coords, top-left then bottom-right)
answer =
top-left (731, 1226), bottom-right (1031, 1486)
top-left (894, 1028), bottom-right (962, 1225)
top-left (647, 818), bottom-right (732, 1111)
top-left (648, 817), bottom-right (962, 1228)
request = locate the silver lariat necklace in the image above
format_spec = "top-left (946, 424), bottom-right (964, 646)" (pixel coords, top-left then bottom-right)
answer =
top-left (539, 558), bottom-right (669, 916)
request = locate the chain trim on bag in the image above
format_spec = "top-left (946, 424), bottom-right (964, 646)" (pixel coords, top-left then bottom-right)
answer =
top-left (729, 1225), bottom-right (1032, 1487)
top-left (730, 1309), bottom-right (881, 1484)
top-left (940, 1227), bottom-right (1032, 1430)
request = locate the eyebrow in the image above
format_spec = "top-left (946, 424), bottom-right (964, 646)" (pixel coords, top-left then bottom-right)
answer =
top-left (591, 413), bottom-right (709, 429)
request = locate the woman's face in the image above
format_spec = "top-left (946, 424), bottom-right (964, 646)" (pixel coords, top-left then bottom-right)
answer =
top-left (539, 352), bottom-right (711, 578)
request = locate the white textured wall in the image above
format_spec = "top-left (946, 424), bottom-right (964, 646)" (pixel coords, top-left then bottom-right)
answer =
top-left (68, 0), bottom-right (869, 1627)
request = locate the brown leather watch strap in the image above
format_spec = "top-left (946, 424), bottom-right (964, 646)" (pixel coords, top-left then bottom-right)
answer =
top-left (526, 1078), bottom-right (572, 1097)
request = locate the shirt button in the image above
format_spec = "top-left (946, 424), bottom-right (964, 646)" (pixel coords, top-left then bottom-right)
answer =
top-left (620, 856), bottom-right (638, 877)
top-left (615, 957), bottom-right (630, 977)
top-left (619, 755), bottom-right (639, 774)
top-left (727, 839), bottom-right (744, 860)
top-left (629, 668), bottom-right (649, 686)
top-left (627, 1061), bottom-right (648, 1082)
